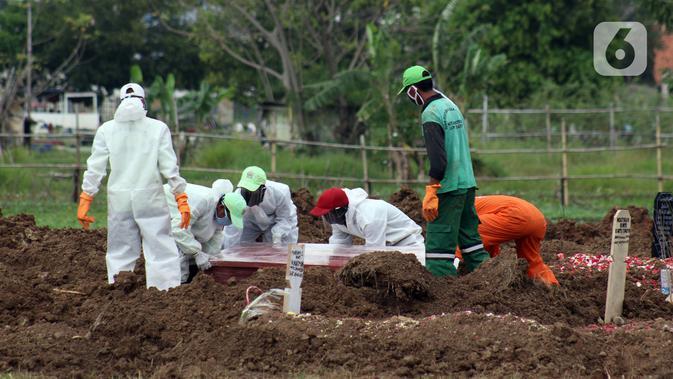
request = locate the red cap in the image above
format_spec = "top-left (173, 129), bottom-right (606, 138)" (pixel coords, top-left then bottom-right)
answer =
top-left (310, 188), bottom-right (348, 216)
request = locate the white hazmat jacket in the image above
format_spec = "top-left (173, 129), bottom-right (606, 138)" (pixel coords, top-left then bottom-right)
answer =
top-left (164, 182), bottom-right (229, 282)
top-left (82, 97), bottom-right (185, 290)
top-left (329, 188), bottom-right (424, 247)
top-left (223, 180), bottom-right (298, 247)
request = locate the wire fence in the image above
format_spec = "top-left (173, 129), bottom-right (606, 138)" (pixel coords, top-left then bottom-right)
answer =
top-left (0, 104), bottom-right (670, 208)
top-left (468, 96), bottom-right (673, 147)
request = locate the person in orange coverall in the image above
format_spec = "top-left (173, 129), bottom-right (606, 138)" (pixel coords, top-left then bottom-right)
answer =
top-left (458, 195), bottom-right (559, 286)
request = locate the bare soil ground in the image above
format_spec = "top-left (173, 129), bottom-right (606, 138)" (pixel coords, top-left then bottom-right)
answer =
top-left (1, 190), bottom-right (672, 378)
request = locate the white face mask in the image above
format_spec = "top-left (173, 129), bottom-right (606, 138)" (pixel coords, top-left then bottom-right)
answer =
top-left (114, 97), bottom-right (147, 122)
top-left (406, 85), bottom-right (424, 106)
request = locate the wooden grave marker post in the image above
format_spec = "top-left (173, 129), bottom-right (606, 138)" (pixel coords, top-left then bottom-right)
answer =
top-left (283, 244), bottom-right (305, 314)
top-left (604, 209), bottom-right (631, 323)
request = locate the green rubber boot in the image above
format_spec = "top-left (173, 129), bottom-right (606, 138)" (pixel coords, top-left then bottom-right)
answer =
top-left (426, 259), bottom-right (458, 277)
top-left (463, 250), bottom-right (490, 272)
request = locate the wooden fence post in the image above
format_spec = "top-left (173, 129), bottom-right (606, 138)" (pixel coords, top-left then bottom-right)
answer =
top-left (609, 103), bottom-right (616, 148)
top-left (271, 140), bottom-right (277, 178)
top-left (360, 135), bottom-right (370, 193)
top-left (72, 103), bottom-right (81, 203)
top-left (561, 119), bottom-right (569, 207)
top-left (656, 111), bottom-right (664, 192)
top-left (545, 104), bottom-right (552, 155)
top-left (481, 94), bottom-right (488, 143)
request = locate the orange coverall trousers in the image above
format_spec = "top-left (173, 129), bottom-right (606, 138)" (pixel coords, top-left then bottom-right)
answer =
top-left (461, 195), bottom-right (559, 286)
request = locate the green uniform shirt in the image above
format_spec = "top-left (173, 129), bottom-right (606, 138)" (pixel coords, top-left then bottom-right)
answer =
top-left (421, 94), bottom-right (477, 194)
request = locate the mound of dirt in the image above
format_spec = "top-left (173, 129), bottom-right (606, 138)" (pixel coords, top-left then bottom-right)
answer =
top-left (388, 187), bottom-right (424, 226)
top-left (423, 251), bottom-right (673, 326)
top-left (1, 205), bottom-right (673, 377)
top-left (540, 239), bottom-right (589, 262)
top-left (291, 187), bottom-right (329, 243)
top-left (546, 206), bottom-right (653, 257)
top-left (338, 252), bottom-right (433, 302)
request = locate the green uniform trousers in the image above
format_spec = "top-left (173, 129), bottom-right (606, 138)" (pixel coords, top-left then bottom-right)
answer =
top-left (425, 188), bottom-right (489, 276)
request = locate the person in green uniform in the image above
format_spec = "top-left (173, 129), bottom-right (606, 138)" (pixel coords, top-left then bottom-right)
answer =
top-left (399, 65), bottom-right (490, 276)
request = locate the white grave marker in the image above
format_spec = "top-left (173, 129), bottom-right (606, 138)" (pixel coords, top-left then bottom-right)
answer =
top-left (283, 244), bottom-right (304, 314)
top-left (604, 210), bottom-right (631, 323)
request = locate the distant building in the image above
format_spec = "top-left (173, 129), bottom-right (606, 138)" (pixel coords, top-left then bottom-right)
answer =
top-left (654, 32), bottom-right (673, 84)
top-left (30, 91), bottom-right (100, 131)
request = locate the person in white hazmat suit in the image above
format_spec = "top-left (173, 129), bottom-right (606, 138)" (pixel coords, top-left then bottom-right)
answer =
top-left (77, 83), bottom-right (191, 291)
top-left (164, 179), bottom-right (247, 283)
top-left (310, 187), bottom-right (424, 247)
top-left (223, 166), bottom-right (298, 247)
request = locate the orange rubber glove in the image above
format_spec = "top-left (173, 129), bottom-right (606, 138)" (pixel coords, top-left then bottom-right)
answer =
top-left (77, 192), bottom-right (95, 230)
top-left (422, 184), bottom-right (441, 222)
top-left (175, 192), bottom-right (191, 229)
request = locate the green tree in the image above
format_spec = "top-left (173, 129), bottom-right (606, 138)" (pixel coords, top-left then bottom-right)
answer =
top-left (0, 0), bottom-right (93, 133)
top-left (439, 0), bottom-right (620, 106)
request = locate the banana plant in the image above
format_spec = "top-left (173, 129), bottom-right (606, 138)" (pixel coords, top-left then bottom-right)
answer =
top-left (150, 74), bottom-right (179, 132)
top-left (179, 82), bottom-right (230, 129)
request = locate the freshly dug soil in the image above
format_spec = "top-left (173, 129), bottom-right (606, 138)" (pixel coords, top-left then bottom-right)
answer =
top-left (338, 251), bottom-right (433, 302)
top-left (386, 187), bottom-right (655, 258)
top-left (291, 187), bottom-right (329, 243)
top-left (388, 187), bottom-right (424, 226)
top-left (546, 205), bottom-right (653, 257)
top-left (1, 193), bottom-right (672, 377)
top-left (540, 239), bottom-right (588, 262)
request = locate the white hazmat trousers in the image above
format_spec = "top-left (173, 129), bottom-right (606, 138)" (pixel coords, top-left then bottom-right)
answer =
top-left (164, 182), bottom-right (230, 282)
top-left (223, 180), bottom-right (298, 247)
top-left (328, 188), bottom-right (424, 247)
top-left (82, 98), bottom-right (185, 290)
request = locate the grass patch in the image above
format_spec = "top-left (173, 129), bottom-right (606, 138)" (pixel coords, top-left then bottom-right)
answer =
top-left (0, 135), bottom-right (667, 226)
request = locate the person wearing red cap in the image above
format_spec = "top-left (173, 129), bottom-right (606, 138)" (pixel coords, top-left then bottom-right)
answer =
top-left (310, 187), bottom-right (424, 247)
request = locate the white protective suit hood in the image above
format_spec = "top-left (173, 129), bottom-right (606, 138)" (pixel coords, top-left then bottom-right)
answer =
top-left (114, 97), bottom-right (147, 122)
top-left (343, 188), bottom-right (369, 227)
top-left (329, 187), bottom-right (424, 247)
top-left (211, 179), bottom-right (234, 203)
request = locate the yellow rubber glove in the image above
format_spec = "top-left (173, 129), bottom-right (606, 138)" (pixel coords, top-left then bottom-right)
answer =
top-left (77, 192), bottom-right (95, 230)
top-left (422, 184), bottom-right (441, 222)
top-left (175, 192), bottom-right (191, 229)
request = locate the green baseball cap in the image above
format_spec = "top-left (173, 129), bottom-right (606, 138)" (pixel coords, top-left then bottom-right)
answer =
top-left (223, 192), bottom-right (246, 229)
top-left (397, 65), bottom-right (432, 95)
top-left (238, 166), bottom-right (267, 191)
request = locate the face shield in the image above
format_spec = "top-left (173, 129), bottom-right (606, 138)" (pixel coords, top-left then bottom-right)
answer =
top-left (323, 206), bottom-right (348, 226)
top-left (240, 185), bottom-right (266, 207)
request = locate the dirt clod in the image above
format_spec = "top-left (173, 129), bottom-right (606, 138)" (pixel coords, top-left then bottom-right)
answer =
top-left (338, 251), bottom-right (433, 302)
